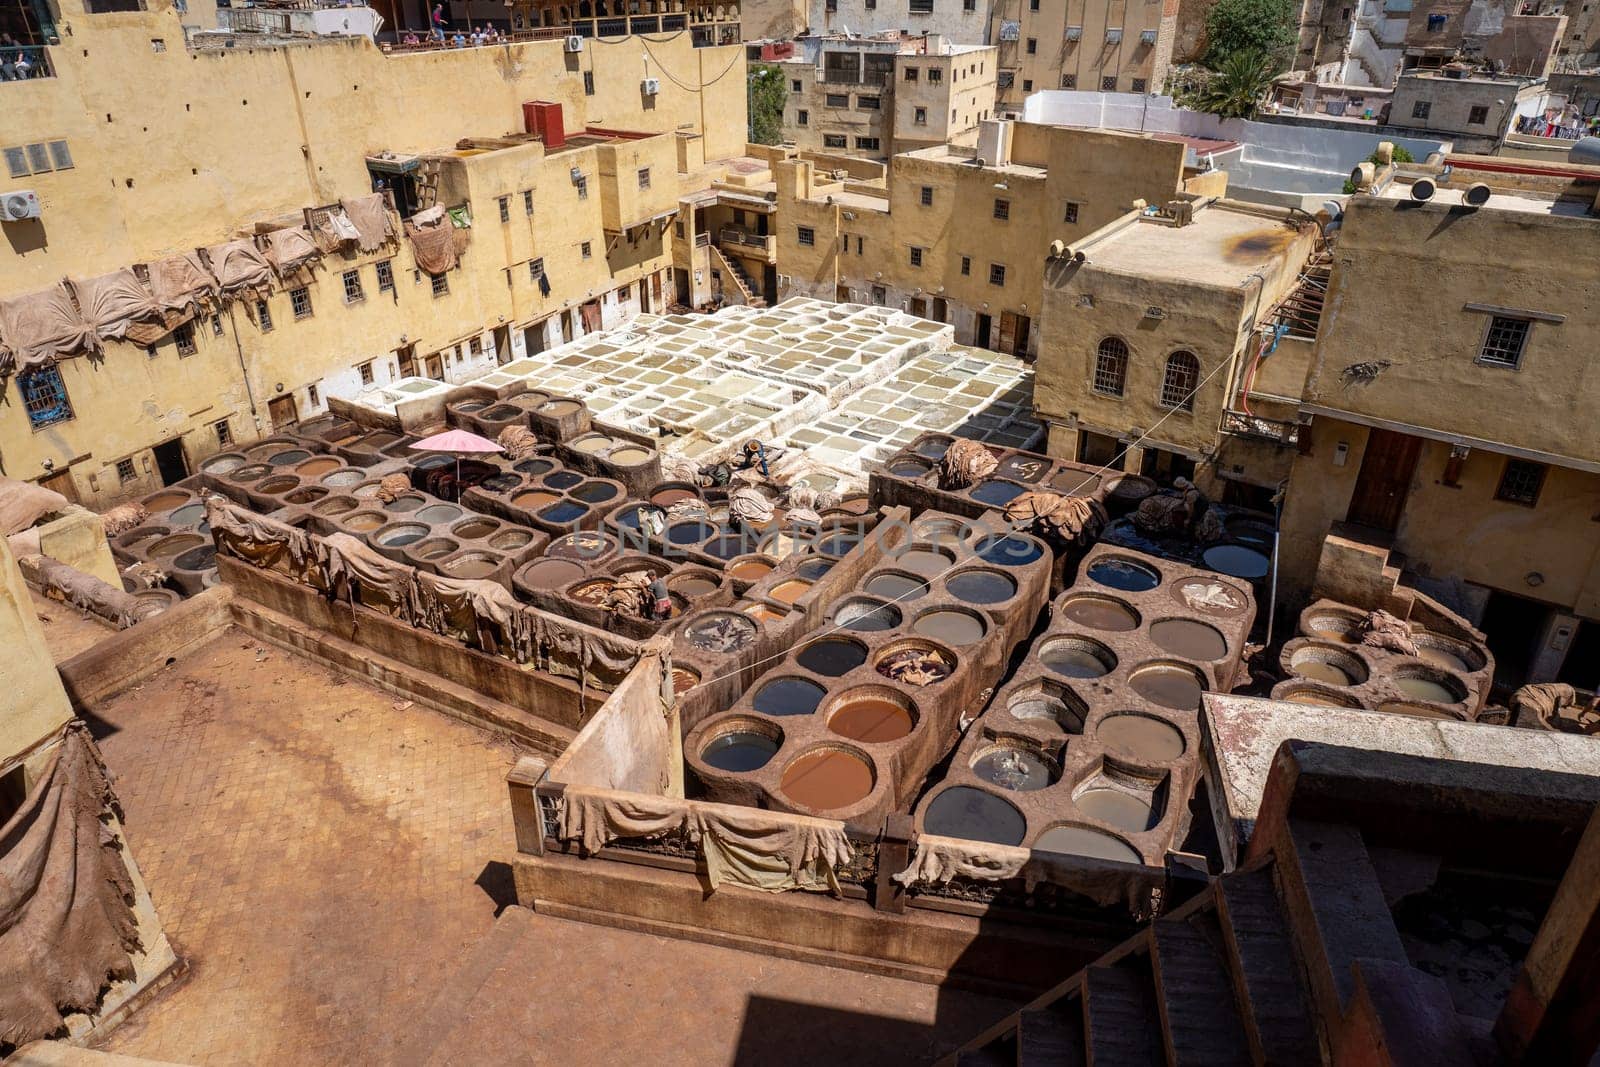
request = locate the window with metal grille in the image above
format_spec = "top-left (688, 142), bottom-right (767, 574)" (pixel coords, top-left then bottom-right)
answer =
top-left (1061, 74), bottom-right (1076, 88)
top-left (431, 272), bottom-right (450, 297)
top-left (1411, 100), bottom-right (1431, 119)
top-left (797, 226), bottom-right (815, 246)
top-left (211, 314), bottom-right (224, 336)
top-left (1495, 459), bottom-right (1546, 507)
top-left (580, 241), bottom-right (592, 259)
top-left (1478, 315), bottom-right (1530, 368)
top-left (1159, 350), bottom-right (1199, 410)
top-left (914, 106), bottom-right (927, 125)
top-left (1131, 78), bottom-right (1147, 93)
top-left (523, 189), bottom-right (534, 216)
top-left (909, 0), bottom-right (932, 12)
top-left (576, 176), bottom-right (588, 199)
top-left (1064, 201), bottom-right (1080, 223)
top-left (855, 137), bottom-right (881, 150)
top-left (342, 269), bottom-right (365, 304)
top-left (498, 196), bottom-right (510, 223)
top-left (909, 246), bottom-right (923, 267)
top-left (905, 67), bottom-right (919, 81)
top-left (857, 95), bottom-right (880, 110)
top-left (214, 418), bottom-right (232, 446)
top-left (1467, 105), bottom-right (1488, 125)
top-left (529, 257), bottom-right (545, 279)
top-left (359, 361), bottom-right (375, 385)
top-left (1093, 337), bottom-right (1128, 396)
top-left (988, 263), bottom-right (1006, 286)
top-left (993, 198), bottom-right (1009, 220)
top-left (797, 109), bottom-right (809, 125)
top-left (826, 93), bottom-right (849, 107)
top-left (960, 255), bottom-right (971, 275)
top-left (928, 68), bottom-right (942, 82)
top-left (256, 299), bottom-right (274, 332)
top-left (307, 382), bottom-right (320, 405)
top-left (637, 167), bottom-right (651, 189)
top-left (290, 287), bottom-right (313, 320)
top-left (116, 457), bottom-right (137, 483)
top-left (376, 260), bottom-right (395, 293)
top-left (469, 337), bottom-right (482, 357)
top-left (1101, 75), bottom-right (1118, 90)
top-left (174, 322), bottom-right (197, 356)
top-left (583, 71), bottom-right (595, 95)
top-left (793, 78), bottom-right (803, 91)
top-left (920, 186), bottom-right (933, 206)
top-left (823, 134), bottom-right (847, 148)
top-left (20, 366), bottom-right (73, 428)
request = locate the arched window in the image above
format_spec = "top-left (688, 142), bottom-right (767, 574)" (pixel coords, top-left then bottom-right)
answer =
top-left (1160, 350), bottom-right (1200, 411)
top-left (1092, 337), bottom-right (1128, 397)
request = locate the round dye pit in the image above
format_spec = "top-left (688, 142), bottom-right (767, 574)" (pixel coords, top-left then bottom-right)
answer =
top-left (865, 572), bottom-right (929, 601)
top-left (146, 534), bottom-right (205, 560)
top-left (1033, 825), bottom-right (1140, 864)
top-left (1075, 787), bottom-right (1158, 833)
top-left (671, 666), bottom-right (700, 694)
top-left (705, 535), bottom-right (758, 561)
top-left (119, 527), bottom-right (169, 550)
top-left (451, 518), bottom-right (499, 540)
top-left (544, 470), bottom-right (584, 491)
top-left (256, 476), bottom-right (299, 496)
top-left (795, 558), bottom-right (835, 582)
top-left (571, 481), bottom-right (619, 504)
top-left (1149, 619), bottom-right (1228, 662)
top-left (994, 455), bottom-right (1051, 483)
top-left (416, 504), bottom-right (463, 524)
top-left (972, 746), bottom-right (1055, 791)
top-left (1087, 558), bottom-right (1160, 592)
top-left (686, 613), bottom-right (757, 653)
top-left (481, 404), bottom-right (522, 420)
top-left (913, 436), bottom-right (953, 459)
top-left (607, 446), bottom-right (652, 466)
top-left (1392, 671), bottom-right (1465, 704)
top-left (796, 638), bottom-right (868, 676)
top-left (1302, 611), bottom-right (1359, 643)
top-left (1007, 689), bottom-right (1083, 733)
top-left (947, 569), bottom-right (1017, 605)
top-left (1171, 578), bottom-right (1251, 616)
top-left (285, 487), bottom-right (329, 506)
top-left (668, 521), bottom-right (716, 546)
top-left (376, 523), bottom-right (429, 547)
top-left (453, 400), bottom-right (488, 414)
top-left (228, 465), bottom-right (273, 484)
top-left (570, 579), bottom-right (616, 605)
top-left (827, 692), bottom-right (914, 743)
top-left (519, 558), bottom-right (586, 589)
top-left (539, 502), bottom-right (588, 525)
top-left (571, 434), bottom-right (615, 455)
top-left (1278, 686), bottom-right (1362, 709)
top-left (266, 449), bottom-right (310, 466)
top-left (411, 538), bottom-right (459, 561)
top-left (515, 459), bottom-right (556, 477)
top-left (1097, 714), bottom-right (1185, 763)
top-left (548, 532), bottom-right (614, 560)
top-left (701, 730), bottom-right (780, 773)
top-left (1040, 637), bottom-right (1116, 679)
top-left (481, 474), bottom-right (522, 493)
top-left (888, 458), bottom-right (931, 478)
top-left (781, 748), bottom-right (875, 811)
top-left (835, 598), bottom-right (903, 633)
top-left (894, 546), bottom-right (952, 578)
top-left (769, 579), bottom-right (812, 605)
top-left (201, 453), bottom-right (247, 474)
top-left (923, 786), bottom-right (1026, 846)
top-left (383, 496), bottom-right (424, 513)
top-left (321, 469), bottom-right (366, 487)
top-left (1050, 469), bottom-right (1101, 496)
top-left (976, 536), bottom-right (1044, 567)
top-left (970, 480), bottom-right (1027, 507)
top-left (1413, 634), bottom-right (1477, 672)
top-left (488, 529), bottom-right (533, 551)
top-left (172, 545), bottom-right (216, 572)
top-left (343, 512), bottom-right (386, 532)
top-left (312, 497), bottom-right (356, 516)
top-left (444, 554), bottom-right (501, 580)
top-left (913, 610), bottom-right (987, 646)
top-left (670, 574), bottom-right (720, 598)
top-left (295, 456), bottom-right (342, 478)
top-left (875, 643), bottom-right (954, 686)
top-left (753, 677), bottom-right (826, 716)
top-left (1289, 647), bottom-right (1368, 688)
top-left (727, 558), bottom-right (774, 582)
top-left (651, 487), bottom-right (698, 507)
top-left (1059, 596), bottom-right (1140, 632)
top-left (167, 502), bottom-right (206, 527)
top-left (815, 528), bottom-right (864, 557)
top-left (1202, 543), bottom-right (1271, 581)
top-left (1130, 664), bottom-right (1207, 711)
top-left (744, 603), bottom-right (787, 625)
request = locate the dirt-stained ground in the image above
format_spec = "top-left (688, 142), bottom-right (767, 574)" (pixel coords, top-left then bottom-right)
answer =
top-left (30, 588), bottom-right (117, 664)
top-left (91, 630), bottom-right (1016, 1066)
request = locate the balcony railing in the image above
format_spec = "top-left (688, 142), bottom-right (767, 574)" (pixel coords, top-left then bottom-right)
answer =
top-left (1, 46), bottom-right (54, 82)
top-left (1220, 409), bottom-right (1300, 446)
top-left (718, 227), bottom-right (775, 257)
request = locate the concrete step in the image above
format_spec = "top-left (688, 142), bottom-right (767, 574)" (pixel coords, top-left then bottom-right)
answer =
top-left (1152, 910), bottom-right (1252, 1066)
top-left (1018, 1002), bottom-right (1085, 1067)
top-left (1083, 963), bottom-right (1162, 1066)
top-left (1216, 868), bottom-right (1321, 1065)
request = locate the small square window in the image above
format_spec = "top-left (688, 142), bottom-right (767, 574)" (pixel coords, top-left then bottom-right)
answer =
top-left (1412, 100), bottom-right (1431, 119)
top-left (431, 272), bottom-right (449, 297)
top-left (469, 336), bottom-right (482, 356)
top-left (857, 95), bottom-right (881, 111)
top-left (49, 141), bottom-right (73, 170)
top-left (529, 257), bottom-right (545, 279)
top-left (1061, 74), bottom-right (1077, 88)
top-left (988, 263), bottom-right (1006, 286)
top-left (214, 418), bottom-right (232, 446)
top-left (993, 198), bottom-right (1010, 220)
top-left (960, 255), bottom-right (971, 276)
top-left (342, 269), bottom-right (365, 304)
top-left (576, 176), bottom-right (589, 199)
top-left (211, 313), bottom-right (224, 337)
top-left (523, 189), bottom-right (534, 216)
top-left (910, 246), bottom-right (923, 267)
top-left (637, 167), bottom-right (651, 189)
top-left (1478, 315), bottom-right (1530, 368)
top-left (963, 0), bottom-right (974, 10)
top-left (1101, 75), bottom-right (1118, 91)
top-left (1131, 78), bottom-right (1147, 93)
top-left (581, 240), bottom-right (592, 259)
top-left (290, 286), bottom-right (313, 320)
top-left (797, 226), bottom-right (816, 247)
top-left (498, 196), bottom-right (510, 223)
top-left (583, 71), bottom-right (595, 95)
top-left (928, 68), bottom-right (942, 83)
top-left (826, 93), bottom-right (849, 107)
top-left (116, 457), bottom-right (137, 483)
top-left (1467, 105), bottom-right (1489, 125)
top-left (174, 322), bottom-right (197, 356)
top-left (792, 79), bottom-right (803, 92)
top-left (1495, 459), bottom-right (1546, 507)
top-left (1064, 201), bottom-right (1080, 223)
top-left (920, 185), bottom-right (933, 206)
top-left (1026, 37), bottom-right (1037, 54)
top-left (1022, 79), bottom-right (1033, 91)
top-left (905, 67), bottom-right (919, 81)
top-left (798, 109), bottom-right (809, 126)
top-left (358, 360), bottom-right (375, 385)
top-left (256, 299), bottom-right (274, 332)
top-left (375, 260), bottom-right (395, 293)
top-left (914, 106), bottom-right (927, 125)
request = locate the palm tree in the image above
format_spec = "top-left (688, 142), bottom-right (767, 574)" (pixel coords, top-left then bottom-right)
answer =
top-left (1196, 50), bottom-right (1279, 120)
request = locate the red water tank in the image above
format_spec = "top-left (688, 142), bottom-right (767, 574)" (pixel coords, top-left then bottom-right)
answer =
top-left (522, 101), bottom-right (566, 150)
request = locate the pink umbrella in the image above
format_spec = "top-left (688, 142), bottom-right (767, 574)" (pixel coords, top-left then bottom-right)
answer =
top-left (409, 428), bottom-right (503, 487)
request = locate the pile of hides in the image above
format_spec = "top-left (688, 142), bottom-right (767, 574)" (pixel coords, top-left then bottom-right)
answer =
top-left (100, 503), bottom-right (147, 538)
top-left (892, 833), bottom-right (1151, 916)
top-left (1355, 609), bottom-right (1419, 656)
top-left (0, 476), bottom-right (69, 536)
top-left (602, 571), bottom-right (655, 619)
top-left (558, 786), bottom-right (853, 894)
top-left (263, 226), bottom-right (320, 277)
top-left (727, 486), bottom-right (775, 529)
top-left (147, 252), bottom-right (219, 314)
top-left (25, 554), bottom-right (143, 629)
top-left (205, 239), bottom-right (273, 295)
top-left (877, 646), bottom-right (953, 686)
top-left (1510, 682), bottom-right (1600, 734)
top-left (310, 209), bottom-right (363, 254)
top-left (659, 452), bottom-right (700, 485)
top-left (1003, 491), bottom-right (1107, 546)
top-left (204, 497), bottom-right (315, 581)
top-left (405, 206), bottom-right (458, 276)
top-left (497, 425), bottom-right (540, 460)
top-left (413, 570), bottom-right (532, 658)
top-left (340, 193), bottom-right (396, 253)
top-left (0, 721), bottom-right (143, 1048)
top-left (939, 439), bottom-right (998, 491)
top-left (1132, 480), bottom-right (1204, 536)
top-left (120, 561), bottom-right (168, 592)
top-left (71, 270), bottom-right (161, 347)
top-left (0, 283), bottom-right (98, 374)
top-left (376, 473), bottom-right (412, 504)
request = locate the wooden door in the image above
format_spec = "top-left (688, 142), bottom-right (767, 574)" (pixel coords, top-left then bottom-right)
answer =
top-left (1346, 429), bottom-right (1423, 532)
top-left (931, 297), bottom-right (947, 323)
top-left (1013, 314), bottom-right (1031, 356)
top-left (39, 469), bottom-right (78, 504)
top-left (909, 297), bottom-right (927, 319)
top-left (425, 354), bottom-right (444, 379)
top-left (267, 394), bottom-right (298, 430)
top-left (997, 311), bottom-right (1018, 354)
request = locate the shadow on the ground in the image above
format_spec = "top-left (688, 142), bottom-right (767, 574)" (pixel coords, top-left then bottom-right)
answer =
top-left (474, 860), bottom-right (517, 916)
top-left (732, 993), bottom-right (998, 1066)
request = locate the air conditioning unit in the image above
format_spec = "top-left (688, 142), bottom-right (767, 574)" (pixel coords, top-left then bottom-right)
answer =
top-left (1, 189), bottom-right (40, 222)
top-left (641, 77), bottom-right (660, 95)
top-left (564, 34), bottom-right (583, 52)
top-left (1140, 28), bottom-right (1157, 44)
top-left (1065, 25), bottom-right (1082, 40)
top-left (1105, 27), bottom-right (1123, 43)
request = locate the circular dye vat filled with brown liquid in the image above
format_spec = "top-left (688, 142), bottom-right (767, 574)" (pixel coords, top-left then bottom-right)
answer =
top-left (343, 511), bottom-right (387, 533)
top-left (146, 533), bottom-right (205, 560)
top-left (548, 531), bottom-right (614, 561)
top-left (1097, 713), bottom-right (1185, 763)
top-left (375, 522), bottom-right (429, 547)
top-left (452, 517), bottom-right (499, 540)
top-left (1391, 669), bottom-right (1466, 705)
top-left (769, 579), bottom-right (812, 605)
top-left (1040, 636), bottom-right (1117, 679)
top-left (1050, 469), bottom-right (1102, 496)
top-left (284, 487), bottom-right (329, 506)
top-left (607, 445), bottom-right (652, 466)
top-left (1302, 611), bottom-right (1360, 643)
top-left (864, 572), bottom-right (929, 601)
top-left (1149, 618), bottom-right (1228, 662)
top-left (519, 558), bottom-right (585, 589)
top-left (312, 496), bottom-right (357, 516)
top-left (444, 553), bottom-right (502, 580)
top-left (411, 538), bottom-right (459, 561)
top-left (1075, 787), bottom-right (1158, 832)
top-left (1412, 633), bottom-right (1480, 673)
top-left (671, 666), bottom-right (700, 694)
top-left (570, 578), bottom-right (616, 605)
top-left (256, 475), bottom-right (300, 496)
top-left (1277, 685), bottom-right (1362, 709)
top-left (727, 558), bottom-right (774, 583)
top-left (781, 747), bottom-right (874, 811)
top-left (923, 786), bottom-right (1025, 845)
top-left (913, 609), bottom-right (987, 647)
top-left (228, 464), bottom-right (273, 485)
top-left (827, 690), bottom-right (914, 743)
top-left (1059, 595), bottom-right (1140, 632)
top-left (295, 456), bottom-right (342, 478)
top-left (946, 569), bottom-right (1016, 605)
top-left (1129, 663), bottom-right (1208, 711)
top-left (538, 399), bottom-right (582, 417)
top-left (1034, 825), bottom-right (1140, 864)
top-left (796, 638), bottom-right (868, 676)
top-left (971, 745), bottom-right (1056, 791)
top-left (1289, 646), bottom-right (1368, 688)
top-left (571, 434), bottom-right (616, 455)
top-left (671, 574), bottom-right (720, 598)
top-left (488, 529), bottom-right (533, 551)
top-left (651, 487), bottom-right (698, 508)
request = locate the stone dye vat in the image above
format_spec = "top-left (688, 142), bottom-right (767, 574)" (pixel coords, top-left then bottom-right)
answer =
top-left (461, 457), bottom-right (632, 540)
top-left (914, 543), bottom-right (1256, 867)
top-left (1271, 599), bottom-right (1494, 720)
top-left (510, 552), bottom-right (729, 640)
top-left (871, 434), bottom-right (1111, 528)
top-left (554, 423), bottom-right (664, 499)
top-left (686, 512), bottom-right (1053, 822)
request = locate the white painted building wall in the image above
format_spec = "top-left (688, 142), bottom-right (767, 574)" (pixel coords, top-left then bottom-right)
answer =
top-left (807, 0), bottom-right (996, 43)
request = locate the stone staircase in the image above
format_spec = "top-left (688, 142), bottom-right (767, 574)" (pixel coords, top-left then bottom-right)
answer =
top-left (943, 817), bottom-right (1485, 1066)
top-left (709, 244), bottom-right (765, 308)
